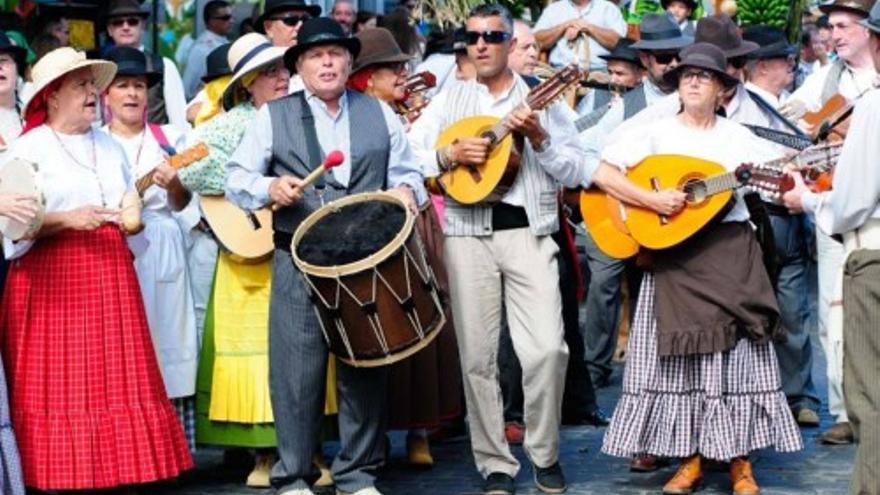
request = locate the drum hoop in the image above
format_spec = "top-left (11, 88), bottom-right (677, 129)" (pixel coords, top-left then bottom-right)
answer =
top-left (291, 191), bottom-right (415, 278)
top-left (337, 314), bottom-right (445, 368)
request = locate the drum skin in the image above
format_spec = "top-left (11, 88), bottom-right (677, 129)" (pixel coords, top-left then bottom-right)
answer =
top-left (292, 192), bottom-right (446, 367)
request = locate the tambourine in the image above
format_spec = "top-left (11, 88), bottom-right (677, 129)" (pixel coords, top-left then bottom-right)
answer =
top-left (0, 158), bottom-right (46, 240)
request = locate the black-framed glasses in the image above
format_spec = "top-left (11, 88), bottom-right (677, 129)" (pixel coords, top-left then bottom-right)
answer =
top-left (211, 14), bottom-right (233, 21)
top-left (728, 56), bottom-right (747, 69)
top-left (269, 14), bottom-right (310, 26)
top-left (652, 52), bottom-right (680, 64)
top-left (680, 68), bottom-right (715, 83)
top-left (464, 30), bottom-right (512, 45)
top-left (109, 17), bottom-right (142, 27)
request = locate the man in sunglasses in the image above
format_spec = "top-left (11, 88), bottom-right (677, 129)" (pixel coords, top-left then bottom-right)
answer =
top-left (256, 0), bottom-right (322, 49)
top-left (409, 4), bottom-right (587, 495)
top-left (183, 0), bottom-right (232, 100)
top-left (105, 0), bottom-right (189, 130)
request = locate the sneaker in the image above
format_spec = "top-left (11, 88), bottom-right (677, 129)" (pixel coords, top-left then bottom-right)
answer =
top-left (533, 462), bottom-right (566, 494)
top-left (504, 421), bottom-right (525, 445)
top-left (484, 472), bottom-right (515, 495)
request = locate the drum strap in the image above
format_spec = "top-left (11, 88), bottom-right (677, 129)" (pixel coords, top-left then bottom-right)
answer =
top-left (298, 92), bottom-right (326, 189)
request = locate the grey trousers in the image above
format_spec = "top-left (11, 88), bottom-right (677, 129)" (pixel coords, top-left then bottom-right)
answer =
top-left (581, 234), bottom-right (625, 383)
top-left (268, 249), bottom-right (388, 493)
top-left (842, 249), bottom-right (880, 495)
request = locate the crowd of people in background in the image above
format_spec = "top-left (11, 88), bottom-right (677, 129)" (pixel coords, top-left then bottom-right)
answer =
top-left (0, 0), bottom-right (876, 495)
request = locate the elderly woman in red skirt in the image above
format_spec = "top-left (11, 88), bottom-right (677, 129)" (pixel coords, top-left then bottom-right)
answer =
top-left (0, 47), bottom-right (192, 491)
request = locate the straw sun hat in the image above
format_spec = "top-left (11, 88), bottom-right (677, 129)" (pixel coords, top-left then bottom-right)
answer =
top-left (22, 47), bottom-right (116, 118)
top-left (221, 33), bottom-right (288, 111)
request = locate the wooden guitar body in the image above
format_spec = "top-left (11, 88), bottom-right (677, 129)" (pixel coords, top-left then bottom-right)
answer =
top-left (200, 195), bottom-right (274, 263)
top-left (434, 115), bottom-right (519, 204)
top-left (580, 188), bottom-right (639, 259)
top-left (623, 155), bottom-right (733, 250)
top-left (803, 94), bottom-right (851, 141)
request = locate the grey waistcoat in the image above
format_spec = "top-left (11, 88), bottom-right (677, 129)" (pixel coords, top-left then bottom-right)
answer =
top-left (267, 90), bottom-right (390, 234)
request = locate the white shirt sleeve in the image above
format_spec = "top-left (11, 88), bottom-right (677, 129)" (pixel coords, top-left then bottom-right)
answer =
top-left (789, 64), bottom-right (830, 112)
top-left (163, 57), bottom-right (192, 132)
top-left (377, 102), bottom-right (428, 206)
top-left (538, 102), bottom-right (591, 188)
top-left (406, 89), bottom-right (451, 177)
top-left (225, 105), bottom-right (275, 211)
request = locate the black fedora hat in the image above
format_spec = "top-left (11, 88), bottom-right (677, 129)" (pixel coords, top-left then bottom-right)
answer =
top-left (742, 25), bottom-right (798, 59)
top-left (630, 13), bottom-right (693, 51)
top-left (0, 32), bottom-right (27, 70)
top-left (104, 45), bottom-right (161, 86)
top-left (695, 14), bottom-right (759, 58)
top-left (106, 0), bottom-right (150, 19)
top-left (202, 43), bottom-right (232, 83)
top-left (661, 0), bottom-right (698, 9)
top-left (859, 0), bottom-right (880, 32)
top-left (255, 0), bottom-right (322, 33)
top-left (283, 18), bottom-right (361, 69)
top-left (664, 42), bottom-right (740, 88)
top-left (599, 38), bottom-right (644, 67)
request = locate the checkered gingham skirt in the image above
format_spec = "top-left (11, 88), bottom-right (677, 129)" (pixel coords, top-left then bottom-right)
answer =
top-left (602, 274), bottom-right (803, 461)
top-left (0, 226), bottom-right (193, 490)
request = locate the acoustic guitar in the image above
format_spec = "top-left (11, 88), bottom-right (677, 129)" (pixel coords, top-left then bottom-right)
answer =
top-left (200, 196), bottom-right (274, 263)
top-left (802, 94), bottom-right (851, 142)
top-left (430, 65), bottom-right (581, 205)
top-left (581, 145), bottom-right (843, 258)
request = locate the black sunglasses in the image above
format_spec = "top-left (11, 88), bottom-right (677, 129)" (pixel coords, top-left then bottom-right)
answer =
top-left (269, 14), bottom-right (310, 26)
top-left (652, 52), bottom-right (680, 64)
top-left (464, 30), bottom-right (512, 46)
top-left (211, 14), bottom-right (233, 21)
top-left (110, 17), bottom-right (142, 27)
top-left (728, 56), bottom-right (747, 69)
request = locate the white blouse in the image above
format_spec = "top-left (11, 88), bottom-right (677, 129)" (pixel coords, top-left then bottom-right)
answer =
top-left (2, 125), bottom-right (133, 259)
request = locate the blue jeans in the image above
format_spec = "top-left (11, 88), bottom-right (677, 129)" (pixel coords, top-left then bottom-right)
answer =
top-left (769, 213), bottom-right (820, 412)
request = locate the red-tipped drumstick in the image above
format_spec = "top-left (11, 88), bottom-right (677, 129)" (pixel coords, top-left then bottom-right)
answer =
top-left (270, 150), bottom-right (345, 211)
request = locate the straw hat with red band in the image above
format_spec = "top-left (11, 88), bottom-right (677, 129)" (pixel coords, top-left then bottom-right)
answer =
top-left (20, 47), bottom-right (116, 134)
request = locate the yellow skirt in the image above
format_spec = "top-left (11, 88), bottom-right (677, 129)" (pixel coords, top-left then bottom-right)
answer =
top-left (208, 252), bottom-right (336, 423)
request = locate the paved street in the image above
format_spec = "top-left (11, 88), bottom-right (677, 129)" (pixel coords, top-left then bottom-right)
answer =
top-left (157, 330), bottom-right (855, 495)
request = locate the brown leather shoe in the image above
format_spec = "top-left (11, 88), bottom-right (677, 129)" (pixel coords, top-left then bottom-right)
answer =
top-left (820, 422), bottom-right (854, 445)
top-left (730, 457), bottom-right (760, 495)
top-left (406, 433), bottom-right (434, 467)
top-left (630, 454), bottom-right (669, 472)
top-left (662, 455), bottom-right (702, 494)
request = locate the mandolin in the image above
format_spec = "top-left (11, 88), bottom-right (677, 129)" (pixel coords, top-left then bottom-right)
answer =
top-left (134, 142), bottom-right (209, 196)
top-left (429, 65), bottom-right (582, 205)
top-left (744, 141), bottom-right (842, 197)
top-left (581, 145), bottom-right (844, 258)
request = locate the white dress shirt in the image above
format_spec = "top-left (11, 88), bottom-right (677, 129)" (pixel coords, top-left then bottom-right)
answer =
top-left (789, 61), bottom-right (878, 111)
top-left (803, 89), bottom-right (880, 235)
top-left (225, 90), bottom-right (427, 210)
top-left (534, 0), bottom-right (627, 70)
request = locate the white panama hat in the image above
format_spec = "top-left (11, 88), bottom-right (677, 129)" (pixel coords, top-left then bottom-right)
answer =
top-left (21, 47), bottom-right (117, 118)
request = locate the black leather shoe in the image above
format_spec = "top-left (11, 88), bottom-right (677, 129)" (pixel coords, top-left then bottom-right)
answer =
top-left (533, 462), bottom-right (567, 494)
top-left (561, 409), bottom-right (610, 427)
top-left (484, 472), bottom-right (515, 495)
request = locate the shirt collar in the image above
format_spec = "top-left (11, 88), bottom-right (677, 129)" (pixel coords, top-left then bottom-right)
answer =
top-left (474, 72), bottom-right (520, 104)
top-left (304, 88), bottom-right (349, 121)
top-left (744, 82), bottom-right (782, 107)
top-left (567, 0), bottom-right (594, 14)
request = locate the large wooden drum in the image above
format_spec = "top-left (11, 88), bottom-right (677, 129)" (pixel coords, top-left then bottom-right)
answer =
top-left (291, 192), bottom-right (446, 367)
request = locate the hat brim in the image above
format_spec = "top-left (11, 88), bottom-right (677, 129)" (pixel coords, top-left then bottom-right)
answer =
top-left (106, 9), bottom-right (150, 19)
top-left (113, 68), bottom-right (163, 87)
top-left (352, 52), bottom-right (413, 74)
top-left (203, 70), bottom-right (234, 83)
top-left (630, 36), bottom-right (693, 51)
top-left (858, 17), bottom-right (880, 33)
top-left (21, 59), bottom-right (117, 118)
top-left (818, 3), bottom-right (869, 16)
top-left (0, 45), bottom-right (27, 71)
top-left (255, 4), bottom-right (323, 33)
top-left (664, 61), bottom-right (740, 89)
top-left (221, 46), bottom-right (288, 111)
top-left (661, 0), bottom-right (698, 9)
top-left (749, 44), bottom-right (799, 59)
top-left (599, 54), bottom-right (644, 68)
top-left (283, 38), bottom-right (361, 72)
top-left (722, 40), bottom-right (760, 58)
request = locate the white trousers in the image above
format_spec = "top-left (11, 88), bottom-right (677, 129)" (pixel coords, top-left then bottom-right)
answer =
top-left (444, 229), bottom-right (569, 478)
top-left (816, 229), bottom-right (847, 423)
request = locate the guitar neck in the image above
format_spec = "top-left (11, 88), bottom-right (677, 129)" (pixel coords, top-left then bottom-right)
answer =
top-left (133, 142), bottom-right (210, 197)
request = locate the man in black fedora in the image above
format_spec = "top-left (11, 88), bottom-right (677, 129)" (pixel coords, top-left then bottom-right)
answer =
top-left (662, 0), bottom-right (698, 35)
top-left (105, 0), bottom-right (188, 129)
top-left (256, 0), bottom-right (322, 48)
top-left (225, 18), bottom-right (425, 495)
top-left (743, 26), bottom-right (798, 118)
top-left (576, 15), bottom-right (690, 432)
top-left (575, 37), bottom-right (644, 118)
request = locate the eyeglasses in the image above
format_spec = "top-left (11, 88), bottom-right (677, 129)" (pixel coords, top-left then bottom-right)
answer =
top-left (652, 52), bottom-right (680, 64)
top-left (728, 56), bottom-right (747, 69)
top-left (211, 14), bottom-right (233, 21)
top-left (109, 17), bottom-right (142, 28)
top-left (269, 14), bottom-right (310, 26)
top-left (464, 30), bottom-right (512, 46)
top-left (680, 68), bottom-right (716, 83)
